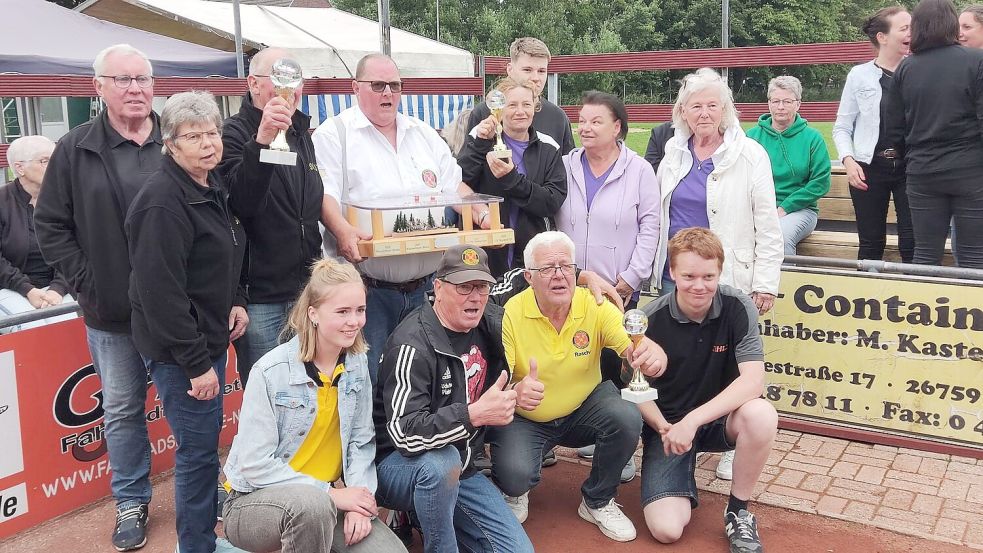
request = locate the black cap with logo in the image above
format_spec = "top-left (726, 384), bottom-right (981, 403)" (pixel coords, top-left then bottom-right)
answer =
top-left (435, 244), bottom-right (497, 284)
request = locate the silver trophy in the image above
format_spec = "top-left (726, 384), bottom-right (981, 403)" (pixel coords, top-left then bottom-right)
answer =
top-left (259, 58), bottom-right (303, 166)
top-left (485, 90), bottom-right (513, 161)
top-left (621, 309), bottom-right (659, 403)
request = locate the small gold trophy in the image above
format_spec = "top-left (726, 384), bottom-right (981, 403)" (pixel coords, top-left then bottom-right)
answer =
top-left (486, 89), bottom-right (513, 161)
top-left (259, 57), bottom-right (303, 166)
top-left (621, 309), bottom-right (659, 403)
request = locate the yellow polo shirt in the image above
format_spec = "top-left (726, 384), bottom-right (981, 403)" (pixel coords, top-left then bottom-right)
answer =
top-left (503, 287), bottom-right (631, 422)
top-left (288, 362), bottom-right (346, 483)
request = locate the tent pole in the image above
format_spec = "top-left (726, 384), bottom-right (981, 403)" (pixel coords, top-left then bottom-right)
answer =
top-left (233, 0), bottom-right (245, 78)
top-left (378, 0), bottom-right (392, 56)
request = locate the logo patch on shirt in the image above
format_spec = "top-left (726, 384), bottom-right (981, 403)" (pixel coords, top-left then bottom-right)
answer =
top-left (572, 330), bottom-right (590, 350)
top-left (712, 344), bottom-right (728, 353)
top-left (462, 248), bottom-right (480, 266)
top-left (422, 169), bottom-right (438, 188)
top-left (442, 368), bottom-right (452, 380)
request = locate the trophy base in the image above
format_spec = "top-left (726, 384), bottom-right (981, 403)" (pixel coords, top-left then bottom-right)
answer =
top-left (621, 387), bottom-right (659, 404)
top-left (260, 149), bottom-right (297, 166)
top-left (491, 148), bottom-right (513, 161)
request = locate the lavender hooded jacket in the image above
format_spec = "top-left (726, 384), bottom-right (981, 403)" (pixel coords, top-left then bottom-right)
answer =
top-left (557, 144), bottom-right (660, 290)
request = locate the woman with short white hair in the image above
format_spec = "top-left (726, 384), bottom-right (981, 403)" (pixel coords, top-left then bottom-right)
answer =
top-left (653, 68), bottom-right (783, 311)
top-left (0, 135), bottom-right (77, 333)
top-left (747, 75), bottom-right (831, 256)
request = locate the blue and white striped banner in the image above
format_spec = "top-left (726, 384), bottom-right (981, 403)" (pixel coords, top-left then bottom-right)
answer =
top-left (301, 94), bottom-right (474, 130)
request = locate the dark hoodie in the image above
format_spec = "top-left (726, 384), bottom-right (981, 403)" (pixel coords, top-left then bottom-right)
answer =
top-left (746, 113), bottom-right (831, 214)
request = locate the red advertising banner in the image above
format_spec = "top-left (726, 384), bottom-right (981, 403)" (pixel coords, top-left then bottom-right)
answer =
top-left (0, 318), bottom-right (243, 539)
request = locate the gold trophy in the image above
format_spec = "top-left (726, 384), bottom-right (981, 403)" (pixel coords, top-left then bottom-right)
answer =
top-left (621, 309), bottom-right (659, 403)
top-left (259, 57), bottom-right (303, 166)
top-left (486, 90), bottom-right (513, 161)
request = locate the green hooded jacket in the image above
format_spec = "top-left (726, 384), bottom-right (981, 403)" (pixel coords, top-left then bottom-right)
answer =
top-left (746, 113), bottom-right (831, 214)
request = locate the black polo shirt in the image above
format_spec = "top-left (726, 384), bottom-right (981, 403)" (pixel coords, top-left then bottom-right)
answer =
top-left (642, 284), bottom-right (763, 424)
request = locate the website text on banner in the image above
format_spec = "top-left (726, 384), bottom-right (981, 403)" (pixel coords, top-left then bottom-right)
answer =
top-left (0, 318), bottom-right (244, 539)
top-left (762, 268), bottom-right (983, 451)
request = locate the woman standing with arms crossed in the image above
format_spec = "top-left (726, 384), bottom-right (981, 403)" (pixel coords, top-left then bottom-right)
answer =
top-left (833, 6), bottom-right (914, 263)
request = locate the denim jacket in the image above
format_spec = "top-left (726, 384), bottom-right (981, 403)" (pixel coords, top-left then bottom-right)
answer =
top-left (224, 336), bottom-right (378, 494)
top-left (833, 60), bottom-right (884, 164)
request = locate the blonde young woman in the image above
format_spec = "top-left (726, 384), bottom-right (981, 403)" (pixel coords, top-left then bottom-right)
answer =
top-left (222, 259), bottom-right (406, 553)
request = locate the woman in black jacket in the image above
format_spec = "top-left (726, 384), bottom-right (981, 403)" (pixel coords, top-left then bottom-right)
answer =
top-left (459, 78), bottom-right (567, 277)
top-left (0, 135), bottom-right (76, 332)
top-left (885, 0), bottom-right (983, 268)
top-left (125, 90), bottom-right (244, 553)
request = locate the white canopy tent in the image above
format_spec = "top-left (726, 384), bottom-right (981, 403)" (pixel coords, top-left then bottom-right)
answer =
top-left (77, 0), bottom-right (475, 78)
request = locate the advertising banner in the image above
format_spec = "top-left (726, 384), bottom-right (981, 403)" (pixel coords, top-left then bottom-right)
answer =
top-left (764, 268), bottom-right (983, 450)
top-left (0, 318), bottom-right (243, 539)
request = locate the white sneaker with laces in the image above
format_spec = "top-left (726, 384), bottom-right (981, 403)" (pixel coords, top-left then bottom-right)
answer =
top-left (577, 498), bottom-right (637, 542)
top-left (717, 450), bottom-right (735, 480)
top-left (503, 492), bottom-right (529, 523)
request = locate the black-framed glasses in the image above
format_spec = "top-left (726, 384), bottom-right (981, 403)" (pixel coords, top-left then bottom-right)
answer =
top-left (357, 80), bottom-right (403, 93)
top-left (441, 280), bottom-right (491, 296)
top-left (174, 128), bottom-right (222, 146)
top-left (99, 75), bottom-right (154, 89)
top-left (527, 264), bottom-right (577, 278)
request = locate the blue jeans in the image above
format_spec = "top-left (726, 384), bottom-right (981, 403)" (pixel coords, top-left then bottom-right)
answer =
top-left (147, 354), bottom-right (226, 553)
top-left (489, 381), bottom-right (642, 509)
top-left (363, 277), bottom-right (432, 385)
top-left (241, 302), bottom-right (292, 386)
top-left (376, 447), bottom-right (532, 553)
top-left (85, 326), bottom-right (152, 509)
top-left (779, 209), bottom-right (818, 256)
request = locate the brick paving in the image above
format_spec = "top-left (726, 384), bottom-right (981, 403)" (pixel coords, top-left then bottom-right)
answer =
top-left (556, 430), bottom-right (983, 549)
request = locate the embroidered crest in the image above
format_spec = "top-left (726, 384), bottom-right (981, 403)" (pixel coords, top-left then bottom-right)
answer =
top-left (422, 169), bottom-right (438, 188)
top-left (462, 248), bottom-right (480, 266)
top-left (572, 330), bottom-right (590, 350)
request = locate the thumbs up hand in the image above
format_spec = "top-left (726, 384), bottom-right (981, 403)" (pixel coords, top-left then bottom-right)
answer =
top-left (467, 371), bottom-right (517, 427)
top-left (514, 358), bottom-right (545, 411)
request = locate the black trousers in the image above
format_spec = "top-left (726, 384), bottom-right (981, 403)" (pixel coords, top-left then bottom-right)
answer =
top-left (907, 169), bottom-right (983, 269)
top-left (849, 158), bottom-right (914, 263)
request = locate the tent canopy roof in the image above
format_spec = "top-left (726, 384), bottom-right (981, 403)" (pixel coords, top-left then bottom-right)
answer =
top-left (78, 0), bottom-right (475, 78)
top-left (1, 0), bottom-right (239, 77)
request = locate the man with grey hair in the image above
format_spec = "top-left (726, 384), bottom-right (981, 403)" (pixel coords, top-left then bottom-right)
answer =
top-left (314, 53), bottom-right (481, 385)
top-left (491, 231), bottom-right (668, 542)
top-left (35, 43), bottom-right (160, 551)
top-left (218, 47), bottom-right (325, 385)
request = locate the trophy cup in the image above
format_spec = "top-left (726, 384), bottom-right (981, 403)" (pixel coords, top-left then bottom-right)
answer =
top-left (259, 58), bottom-right (303, 166)
top-left (621, 309), bottom-right (659, 403)
top-left (486, 90), bottom-right (513, 161)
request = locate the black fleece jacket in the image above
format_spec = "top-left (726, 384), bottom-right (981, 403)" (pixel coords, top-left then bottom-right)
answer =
top-left (219, 93), bottom-right (324, 304)
top-left (0, 180), bottom-right (70, 296)
top-left (457, 126), bottom-right (567, 277)
top-left (126, 157), bottom-right (242, 379)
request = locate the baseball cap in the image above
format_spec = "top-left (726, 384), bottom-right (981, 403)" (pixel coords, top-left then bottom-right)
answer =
top-left (436, 245), bottom-right (497, 284)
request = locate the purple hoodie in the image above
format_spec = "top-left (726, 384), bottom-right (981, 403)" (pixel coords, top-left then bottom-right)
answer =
top-left (557, 144), bottom-right (661, 289)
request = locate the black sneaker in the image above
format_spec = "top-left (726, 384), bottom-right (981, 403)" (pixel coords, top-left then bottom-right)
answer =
top-left (113, 503), bottom-right (148, 551)
top-left (474, 450), bottom-right (492, 476)
top-left (724, 509), bottom-right (763, 553)
top-left (542, 448), bottom-right (558, 467)
top-left (216, 483), bottom-right (229, 521)
top-left (387, 510), bottom-right (414, 547)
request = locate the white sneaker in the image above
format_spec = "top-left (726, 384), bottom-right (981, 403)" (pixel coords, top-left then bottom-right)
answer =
top-left (503, 492), bottom-right (529, 523)
top-left (620, 457), bottom-right (637, 484)
top-left (716, 450), bottom-right (735, 480)
top-left (577, 444), bottom-right (595, 459)
top-left (577, 498), bottom-right (637, 542)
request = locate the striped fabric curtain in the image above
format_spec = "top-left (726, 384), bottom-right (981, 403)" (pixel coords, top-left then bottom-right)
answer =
top-left (301, 94), bottom-right (474, 130)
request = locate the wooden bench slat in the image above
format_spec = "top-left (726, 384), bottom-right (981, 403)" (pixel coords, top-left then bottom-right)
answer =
top-left (818, 197), bottom-right (898, 224)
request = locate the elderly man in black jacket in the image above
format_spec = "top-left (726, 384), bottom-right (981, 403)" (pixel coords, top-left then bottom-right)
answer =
top-left (218, 47), bottom-right (325, 384)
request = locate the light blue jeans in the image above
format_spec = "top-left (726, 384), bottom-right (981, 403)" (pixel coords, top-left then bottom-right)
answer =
top-left (241, 302), bottom-right (292, 385)
top-left (85, 326), bottom-right (152, 509)
top-left (779, 208), bottom-right (818, 256)
top-left (376, 446), bottom-right (533, 553)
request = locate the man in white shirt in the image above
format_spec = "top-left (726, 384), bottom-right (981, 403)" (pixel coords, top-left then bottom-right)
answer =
top-left (314, 53), bottom-right (486, 383)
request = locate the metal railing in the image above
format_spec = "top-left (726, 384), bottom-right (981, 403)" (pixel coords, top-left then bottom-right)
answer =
top-left (784, 255), bottom-right (983, 281)
top-left (0, 301), bottom-right (81, 331)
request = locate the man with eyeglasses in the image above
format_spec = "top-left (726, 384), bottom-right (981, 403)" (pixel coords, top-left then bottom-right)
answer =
top-left (373, 244), bottom-right (533, 553)
top-left (314, 53), bottom-right (484, 385)
top-left (490, 231), bottom-right (667, 543)
top-left (218, 47), bottom-right (325, 386)
top-left (35, 43), bottom-right (162, 551)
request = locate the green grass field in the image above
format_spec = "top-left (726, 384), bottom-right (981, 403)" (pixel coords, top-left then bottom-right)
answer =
top-left (574, 121), bottom-right (836, 160)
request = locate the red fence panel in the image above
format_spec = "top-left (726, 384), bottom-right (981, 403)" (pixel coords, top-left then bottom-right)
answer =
top-left (561, 101), bottom-right (841, 123)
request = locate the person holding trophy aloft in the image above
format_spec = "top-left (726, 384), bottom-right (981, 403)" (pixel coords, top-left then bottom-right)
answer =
top-left (490, 231), bottom-right (666, 542)
top-left (219, 47), bottom-right (326, 385)
top-left (458, 78), bottom-right (567, 278)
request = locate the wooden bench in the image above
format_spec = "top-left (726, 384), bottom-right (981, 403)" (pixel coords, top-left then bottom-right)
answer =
top-left (797, 166), bottom-right (954, 264)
